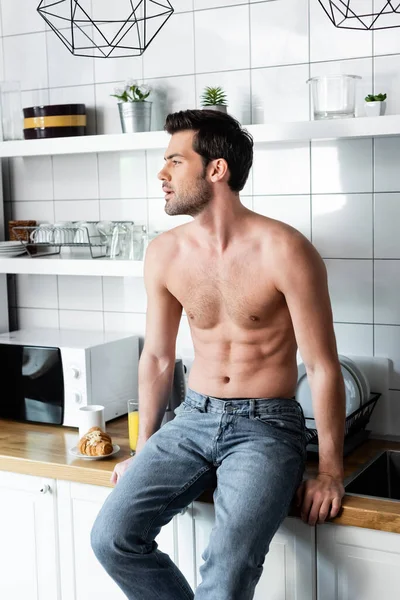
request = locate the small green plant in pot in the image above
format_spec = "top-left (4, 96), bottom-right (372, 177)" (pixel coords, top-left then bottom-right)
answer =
top-left (364, 92), bottom-right (387, 117)
top-left (200, 86), bottom-right (228, 113)
top-left (111, 80), bottom-right (152, 133)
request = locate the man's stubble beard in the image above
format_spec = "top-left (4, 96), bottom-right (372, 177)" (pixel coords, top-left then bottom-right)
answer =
top-left (164, 172), bottom-right (213, 217)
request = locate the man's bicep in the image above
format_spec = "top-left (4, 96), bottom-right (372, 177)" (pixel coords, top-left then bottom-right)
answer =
top-left (279, 242), bottom-right (338, 369)
top-left (143, 244), bottom-right (183, 359)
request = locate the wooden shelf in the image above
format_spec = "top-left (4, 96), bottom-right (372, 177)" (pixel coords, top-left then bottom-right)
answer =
top-left (0, 255), bottom-right (144, 277)
top-left (1, 115), bottom-right (400, 158)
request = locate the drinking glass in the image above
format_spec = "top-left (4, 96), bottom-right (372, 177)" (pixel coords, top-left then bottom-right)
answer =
top-left (0, 81), bottom-right (23, 140)
top-left (109, 222), bottom-right (128, 259)
top-left (127, 399), bottom-right (139, 455)
top-left (121, 224), bottom-right (147, 260)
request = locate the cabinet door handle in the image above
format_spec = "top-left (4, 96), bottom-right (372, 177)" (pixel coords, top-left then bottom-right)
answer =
top-left (39, 484), bottom-right (51, 494)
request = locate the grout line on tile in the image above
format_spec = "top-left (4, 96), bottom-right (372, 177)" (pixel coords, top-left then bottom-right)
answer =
top-left (192, 8), bottom-right (198, 94)
top-left (248, 0), bottom-right (253, 121)
top-left (334, 320), bottom-right (374, 326)
top-left (372, 139), bottom-right (376, 353)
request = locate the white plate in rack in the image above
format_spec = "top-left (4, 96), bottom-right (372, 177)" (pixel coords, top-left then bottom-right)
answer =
top-left (296, 361), bottom-right (361, 419)
top-left (339, 355), bottom-right (370, 405)
top-left (68, 444), bottom-right (120, 460)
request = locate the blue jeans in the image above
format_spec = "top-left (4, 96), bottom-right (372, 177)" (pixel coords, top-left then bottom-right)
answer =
top-left (91, 389), bottom-right (307, 600)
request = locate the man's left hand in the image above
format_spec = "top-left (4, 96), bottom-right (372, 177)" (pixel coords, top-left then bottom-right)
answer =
top-left (296, 473), bottom-right (344, 525)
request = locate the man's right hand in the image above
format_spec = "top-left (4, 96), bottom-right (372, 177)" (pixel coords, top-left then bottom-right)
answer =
top-left (110, 456), bottom-right (135, 485)
top-left (110, 440), bottom-right (147, 485)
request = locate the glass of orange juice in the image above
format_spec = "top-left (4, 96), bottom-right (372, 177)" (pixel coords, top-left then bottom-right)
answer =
top-left (128, 399), bottom-right (139, 455)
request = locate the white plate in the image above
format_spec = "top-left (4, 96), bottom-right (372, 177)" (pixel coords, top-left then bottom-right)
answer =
top-left (339, 354), bottom-right (370, 405)
top-left (296, 361), bottom-right (361, 418)
top-left (0, 241), bottom-right (25, 247)
top-left (68, 444), bottom-right (120, 460)
top-left (0, 250), bottom-right (27, 257)
top-left (0, 246), bottom-right (27, 251)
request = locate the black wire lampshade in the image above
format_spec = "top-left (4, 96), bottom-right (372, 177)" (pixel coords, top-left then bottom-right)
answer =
top-left (318, 0), bottom-right (400, 30)
top-left (37, 0), bottom-right (174, 58)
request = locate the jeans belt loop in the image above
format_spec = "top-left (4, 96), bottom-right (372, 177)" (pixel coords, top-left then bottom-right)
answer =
top-left (204, 396), bottom-right (209, 412)
top-left (249, 399), bottom-right (255, 419)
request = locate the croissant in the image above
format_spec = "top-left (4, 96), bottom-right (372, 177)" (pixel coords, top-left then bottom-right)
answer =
top-left (78, 427), bottom-right (113, 456)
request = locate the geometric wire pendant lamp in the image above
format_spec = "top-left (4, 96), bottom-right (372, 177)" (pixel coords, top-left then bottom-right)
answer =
top-left (317, 0), bottom-right (400, 30)
top-left (37, 0), bottom-right (174, 58)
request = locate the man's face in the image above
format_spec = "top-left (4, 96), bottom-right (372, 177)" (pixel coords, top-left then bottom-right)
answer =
top-left (157, 130), bottom-right (212, 217)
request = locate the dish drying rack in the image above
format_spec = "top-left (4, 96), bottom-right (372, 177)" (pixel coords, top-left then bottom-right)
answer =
top-left (305, 392), bottom-right (381, 457)
top-left (11, 221), bottom-right (141, 259)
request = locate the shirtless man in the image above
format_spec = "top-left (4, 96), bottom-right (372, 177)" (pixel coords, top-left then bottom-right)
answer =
top-left (91, 109), bottom-right (345, 600)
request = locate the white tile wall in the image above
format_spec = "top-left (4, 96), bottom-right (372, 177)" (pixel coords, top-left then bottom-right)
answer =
top-left (3, 32), bottom-right (48, 91)
top-left (311, 139), bottom-right (372, 194)
top-left (325, 259), bottom-right (373, 324)
top-left (309, 0), bottom-right (373, 62)
top-left (3, 1), bottom-right (400, 435)
top-left (9, 157), bottom-right (53, 201)
top-left (98, 152), bottom-right (147, 199)
top-left (143, 12), bottom-right (195, 79)
top-left (195, 6), bottom-right (250, 73)
top-left (374, 193), bottom-right (400, 258)
top-left (251, 64), bottom-right (310, 124)
top-left (374, 138), bottom-right (400, 192)
top-left (52, 155), bottom-right (99, 200)
top-left (312, 194), bottom-right (373, 258)
top-left (250, 0), bottom-right (309, 68)
top-left (253, 142), bottom-right (310, 195)
top-left (58, 276), bottom-right (103, 311)
top-left (0, 0), bottom-right (45, 36)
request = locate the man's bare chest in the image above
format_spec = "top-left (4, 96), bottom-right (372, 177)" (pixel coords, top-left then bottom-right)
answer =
top-left (167, 262), bottom-right (284, 330)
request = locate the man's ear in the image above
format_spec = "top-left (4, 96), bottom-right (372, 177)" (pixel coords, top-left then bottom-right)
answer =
top-left (208, 158), bottom-right (229, 183)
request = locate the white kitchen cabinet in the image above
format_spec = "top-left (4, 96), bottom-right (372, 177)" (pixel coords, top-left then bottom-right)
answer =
top-left (317, 523), bottom-right (400, 600)
top-left (57, 480), bottom-right (178, 600)
top-left (0, 470), bottom-right (60, 600)
top-left (183, 501), bottom-right (316, 599)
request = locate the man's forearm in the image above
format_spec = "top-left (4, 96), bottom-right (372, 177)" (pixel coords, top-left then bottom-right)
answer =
top-left (308, 366), bottom-right (346, 478)
top-left (137, 352), bottom-right (176, 444)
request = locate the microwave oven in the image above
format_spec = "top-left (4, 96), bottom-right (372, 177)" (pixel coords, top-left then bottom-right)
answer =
top-left (0, 328), bottom-right (139, 427)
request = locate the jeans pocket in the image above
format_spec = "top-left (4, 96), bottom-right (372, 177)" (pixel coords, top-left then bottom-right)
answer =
top-left (255, 411), bottom-right (306, 456)
top-left (174, 401), bottom-right (199, 416)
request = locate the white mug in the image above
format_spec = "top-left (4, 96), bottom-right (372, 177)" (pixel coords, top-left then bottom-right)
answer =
top-left (78, 405), bottom-right (106, 439)
top-left (74, 221), bottom-right (98, 244)
top-left (30, 224), bottom-right (53, 244)
top-left (53, 221), bottom-right (74, 244)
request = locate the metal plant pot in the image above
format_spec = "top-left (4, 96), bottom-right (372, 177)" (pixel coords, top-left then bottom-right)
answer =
top-left (364, 101), bottom-right (386, 117)
top-left (202, 105), bottom-right (227, 113)
top-left (118, 102), bottom-right (152, 133)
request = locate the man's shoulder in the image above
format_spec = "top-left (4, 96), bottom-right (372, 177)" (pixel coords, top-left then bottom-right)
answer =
top-left (256, 215), bottom-right (321, 266)
top-left (257, 215), bottom-right (310, 250)
top-left (145, 223), bottom-right (191, 264)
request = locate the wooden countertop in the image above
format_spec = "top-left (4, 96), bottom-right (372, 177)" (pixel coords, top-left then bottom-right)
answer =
top-left (1, 417), bottom-right (400, 534)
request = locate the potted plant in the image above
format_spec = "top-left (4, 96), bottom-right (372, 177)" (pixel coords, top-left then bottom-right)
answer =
top-left (364, 93), bottom-right (387, 117)
top-left (111, 80), bottom-right (152, 133)
top-left (200, 86), bottom-right (228, 113)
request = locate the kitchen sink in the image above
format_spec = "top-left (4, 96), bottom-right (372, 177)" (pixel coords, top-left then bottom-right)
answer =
top-left (344, 450), bottom-right (400, 503)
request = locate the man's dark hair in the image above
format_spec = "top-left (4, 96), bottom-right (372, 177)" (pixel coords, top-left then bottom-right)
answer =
top-left (164, 109), bottom-right (253, 193)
